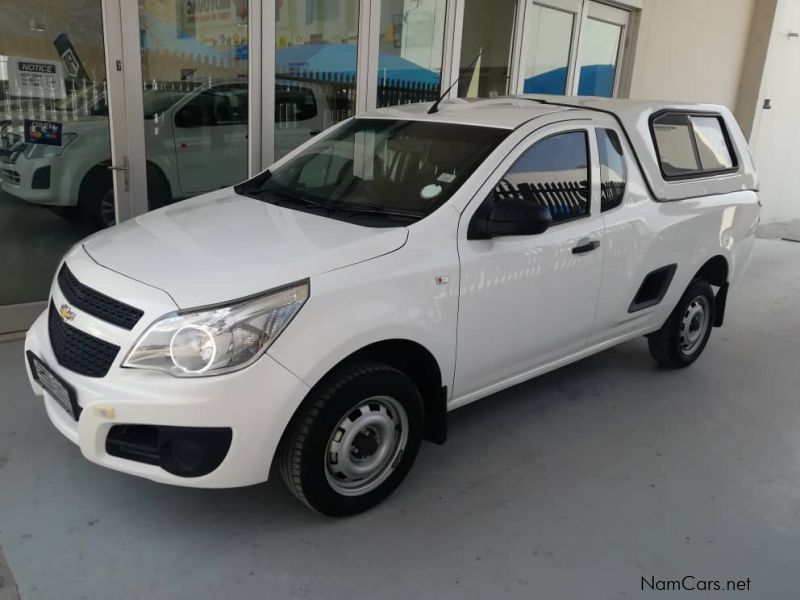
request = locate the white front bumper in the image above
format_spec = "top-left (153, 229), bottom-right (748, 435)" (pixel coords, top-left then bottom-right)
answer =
top-left (24, 248), bottom-right (310, 488)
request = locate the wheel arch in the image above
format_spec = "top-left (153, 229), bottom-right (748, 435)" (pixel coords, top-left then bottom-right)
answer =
top-left (274, 338), bottom-right (448, 473)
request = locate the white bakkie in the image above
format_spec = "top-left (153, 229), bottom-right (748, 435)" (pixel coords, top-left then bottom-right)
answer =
top-left (24, 96), bottom-right (759, 515)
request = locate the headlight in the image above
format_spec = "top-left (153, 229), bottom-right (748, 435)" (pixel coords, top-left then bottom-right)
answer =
top-left (24, 132), bottom-right (78, 159)
top-left (123, 281), bottom-right (309, 377)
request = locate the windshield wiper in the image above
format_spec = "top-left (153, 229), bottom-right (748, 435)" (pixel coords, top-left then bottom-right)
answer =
top-left (268, 189), bottom-right (332, 211)
top-left (332, 202), bottom-right (425, 220)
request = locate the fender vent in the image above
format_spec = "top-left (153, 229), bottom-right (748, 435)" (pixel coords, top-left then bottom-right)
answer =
top-left (629, 264), bottom-right (677, 313)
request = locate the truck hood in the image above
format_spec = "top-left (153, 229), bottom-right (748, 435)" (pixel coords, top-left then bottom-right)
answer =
top-left (82, 189), bottom-right (408, 307)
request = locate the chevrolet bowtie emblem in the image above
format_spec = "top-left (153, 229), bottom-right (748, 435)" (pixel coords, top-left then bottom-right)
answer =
top-left (59, 304), bottom-right (76, 322)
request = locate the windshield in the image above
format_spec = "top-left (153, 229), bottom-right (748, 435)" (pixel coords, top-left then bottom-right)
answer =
top-left (235, 118), bottom-right (509, 226)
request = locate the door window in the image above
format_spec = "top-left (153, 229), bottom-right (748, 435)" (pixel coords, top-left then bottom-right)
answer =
top-left (175, 85), bottom-right (248, 128)
top-left (494, 131), bottom-right (590, 224)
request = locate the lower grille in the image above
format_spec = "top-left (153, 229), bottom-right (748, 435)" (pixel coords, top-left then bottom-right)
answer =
top-left (48, 302), bottom-right (120, 377)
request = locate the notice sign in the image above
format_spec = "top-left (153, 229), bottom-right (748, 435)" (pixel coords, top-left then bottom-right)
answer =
top-left (7, 57), bottom-right (66, 100)
top-left (24, 119), bottom-right (63, 146)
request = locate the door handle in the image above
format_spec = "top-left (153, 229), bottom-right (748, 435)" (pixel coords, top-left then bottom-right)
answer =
top-left (572, 238), bottom-right (600, 255)
top-left (309, 130), bottom-right (321, 136)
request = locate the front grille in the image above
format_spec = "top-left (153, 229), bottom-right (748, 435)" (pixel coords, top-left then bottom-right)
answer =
top-left (1, 168), bottom-right (20, 185)
top-left (58, 264), bottom-right (143, 330)
top-left (48, 302), bottom-right (120, 377)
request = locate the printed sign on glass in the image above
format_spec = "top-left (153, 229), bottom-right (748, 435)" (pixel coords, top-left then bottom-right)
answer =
top-left (24, 119), bottom-right (63, 146)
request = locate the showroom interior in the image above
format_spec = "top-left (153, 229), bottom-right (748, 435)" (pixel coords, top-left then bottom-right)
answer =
top-left (2, 0), bottom-right (800, 598)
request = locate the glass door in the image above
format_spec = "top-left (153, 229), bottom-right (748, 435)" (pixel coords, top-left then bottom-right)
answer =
top-left (134, 0), bottom-right (251, 216)
top-left (273, 0), bottom-right (361, 160)
top-left (0, 0), bottom-right (131, 333)
top-left (513, 0), bottom-right (582, 95)
top-left (577, 1), bottom-right (629, 97)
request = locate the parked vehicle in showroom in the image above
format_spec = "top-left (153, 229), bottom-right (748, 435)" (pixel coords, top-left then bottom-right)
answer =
top-left (1, 79), bottom-right (328, 226)
top-left (24, 95), bottom-right (759, 515)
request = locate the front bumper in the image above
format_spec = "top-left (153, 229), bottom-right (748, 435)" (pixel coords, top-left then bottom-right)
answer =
top-left (24, 250), bottom-right (310, 488)
top-left (1, 155), bottom-right (66, 205)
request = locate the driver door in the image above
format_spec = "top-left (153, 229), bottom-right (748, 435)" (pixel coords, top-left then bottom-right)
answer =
top-left (454, 123), bottom-right (604, 400)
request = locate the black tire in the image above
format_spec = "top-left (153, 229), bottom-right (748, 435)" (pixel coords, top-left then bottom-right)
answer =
top-left (78, 166), bottom-right (114, 229)
top-left (278, 361), bottom-right (424, 516)
top-left (648, 278), bottom-right (716, 369)
top-left (146, 162), bottom-right (172, 211)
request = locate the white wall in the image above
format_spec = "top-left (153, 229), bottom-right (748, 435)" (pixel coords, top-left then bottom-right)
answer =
top-left (748, 0), bottom-right (800, 224)
top-left (627, 0), bottom-right (755, 109)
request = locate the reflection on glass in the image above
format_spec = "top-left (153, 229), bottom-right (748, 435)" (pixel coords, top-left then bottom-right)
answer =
top-left (376, 0), bottom-right (445, 108)
top-left (139, 0), bottom-right (249, 215)
top-left (577, 18), bottom-right (622, 97)
top-left (458, 0), bottom-right (516, 98)
top-left (521, 4), bottom-right (574, 94)
top-left (275, 0), bottom-right (360, 158)
top-left (0, 2), bottom-right (109, 313)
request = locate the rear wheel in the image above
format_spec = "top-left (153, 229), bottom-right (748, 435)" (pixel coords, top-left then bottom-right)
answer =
top-left (648, 278), bottom-right (715, 368)
top-left (278, 361), bottom-right (424, 516)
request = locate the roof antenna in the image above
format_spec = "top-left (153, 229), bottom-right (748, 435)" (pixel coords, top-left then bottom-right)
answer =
top-left (427, 50), bottom-right (483, 114)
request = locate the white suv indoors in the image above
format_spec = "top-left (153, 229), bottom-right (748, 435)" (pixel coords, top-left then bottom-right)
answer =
top-left (1, 80), bottom-right (328, 227)
top-left (24, 96), bottom-right (759, 515)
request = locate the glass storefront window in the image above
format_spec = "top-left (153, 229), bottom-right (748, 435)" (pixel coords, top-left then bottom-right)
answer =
top-left (275, 0), bottom-right (360, 159)
top-left (0, 2), bottom-right (110, 314)
top-left (577, 18), bottom-right (622, 97)
top-left (520, 3), bottom-right (575, 94)
top-left (376, 0), bottom-right (446, 108)
top-left (138, 0), bottom-right (249, 215)
top-left (458, 0), bottom-right (517, 99)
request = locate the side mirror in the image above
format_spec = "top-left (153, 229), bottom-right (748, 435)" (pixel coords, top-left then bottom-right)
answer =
top-left (468, 194), bottom-right (552, 239)
top-left (175, 104), bottom-right (205, 128)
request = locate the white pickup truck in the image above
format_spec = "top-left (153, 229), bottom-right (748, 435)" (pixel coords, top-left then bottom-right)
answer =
top-left (24, 96), bottom-right (758, 516)
top-left (1, 80), bottom-right (328, 227)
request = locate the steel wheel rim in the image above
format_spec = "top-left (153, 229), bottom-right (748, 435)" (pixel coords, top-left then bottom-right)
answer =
top-left (325, 395), bottom-right (409, 496)
top-left (679, 295), bottom-right (710, 355)
top-left (100, 190), bottom-right (116, 228)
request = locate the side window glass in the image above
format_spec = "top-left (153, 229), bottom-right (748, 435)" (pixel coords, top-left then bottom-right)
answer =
top-left (651, 112), bottom-right (736, 178)
top-left (651, 113), bottom-right (698, 176)
top-left (175, 87), bottom-right (247, 128)
top-left (691, 116), bottom-right (734, 171)
top-left (495, 131), bottom-right (590, 224)
top-left (276, 87), bottom-right (318, 123)
top-left (596, 128), bottom-right (627, 212)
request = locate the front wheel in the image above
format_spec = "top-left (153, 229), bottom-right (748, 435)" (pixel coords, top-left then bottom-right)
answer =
top-left (278, 361), bottom-right (424, 516)
top-left (648, 278), bottom-right (716, 369)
